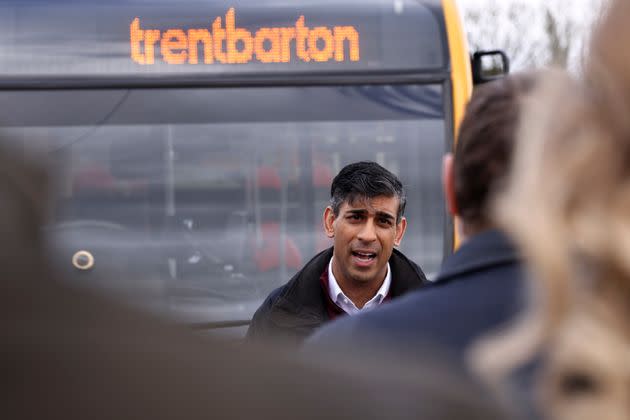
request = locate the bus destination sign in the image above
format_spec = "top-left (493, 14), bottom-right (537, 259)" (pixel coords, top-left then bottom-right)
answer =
top-left (130, 8), bottom-right (361, 66)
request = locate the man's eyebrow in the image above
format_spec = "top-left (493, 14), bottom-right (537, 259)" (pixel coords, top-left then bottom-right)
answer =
top-left (375, 211), bottom-right (395, 221)
top-left (346, 209), bottom-right (367, 215)
top-left (345, 209), bottom-right (396, 220)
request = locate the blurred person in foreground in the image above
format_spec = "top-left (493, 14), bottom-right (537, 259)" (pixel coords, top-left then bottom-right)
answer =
top-left (307, 73), bottom-right (536, 361)
top-left (0, 140), bottom-right (512, 420)
top-left (468, 1), bottom-right (630, 420)
top-left (247, 161), bottom-right (428, 344)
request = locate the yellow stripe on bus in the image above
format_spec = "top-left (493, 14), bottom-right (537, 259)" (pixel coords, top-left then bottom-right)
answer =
top-left (442, 0), bottom-right (472, 139)
top-left (442, 0), bottom-right (473, 249)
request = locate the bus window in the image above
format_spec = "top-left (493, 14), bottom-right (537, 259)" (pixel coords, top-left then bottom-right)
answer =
top-left (2, 84), bottom-right (444, 324)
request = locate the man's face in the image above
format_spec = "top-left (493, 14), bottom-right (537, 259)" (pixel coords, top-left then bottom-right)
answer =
top-left (323, 195), bottom-right (407, 287)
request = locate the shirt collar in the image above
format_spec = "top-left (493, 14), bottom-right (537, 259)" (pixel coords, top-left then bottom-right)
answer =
top-left (327, 258), bottom-right (391, 315)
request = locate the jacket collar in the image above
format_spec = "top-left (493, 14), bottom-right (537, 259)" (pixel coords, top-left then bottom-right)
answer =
top-left (437, 229), bottom-right (520, 282)
top-left (388, 248), bottom-right (428, 295)
top-left (269, 247), bottom-right (427, 328)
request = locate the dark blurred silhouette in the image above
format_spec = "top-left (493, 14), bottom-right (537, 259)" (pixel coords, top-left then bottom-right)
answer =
top-left (0, 140), bottom-right (514, 420)
top-left (306, 74), bottom-right (537, 365)
top-left (470, 1), bottom-right (630, 420)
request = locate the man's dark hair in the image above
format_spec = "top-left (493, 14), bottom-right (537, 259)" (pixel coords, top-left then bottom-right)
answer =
top-left (454, 73), bottom-right (537, 230)
top-left (330, 161), bottom-right (406, 223)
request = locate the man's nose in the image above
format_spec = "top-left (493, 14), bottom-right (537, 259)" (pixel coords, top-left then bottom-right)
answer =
top-left (357, 218), bottom-right (377, 242)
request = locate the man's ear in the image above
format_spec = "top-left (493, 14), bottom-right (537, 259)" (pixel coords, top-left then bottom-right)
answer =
top-left (443, 153), bottom-right (459, 217)
top-left (323, 206), bottom-right (336, 238)
top-left (394, 217), bottom-right (407, 247)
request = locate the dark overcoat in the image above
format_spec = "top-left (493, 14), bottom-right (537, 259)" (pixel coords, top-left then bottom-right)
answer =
top-left (247, 246), bottom-right (428, 344)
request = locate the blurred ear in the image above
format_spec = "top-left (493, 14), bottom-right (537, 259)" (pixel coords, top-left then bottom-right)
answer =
top-left (394, 217), bottom-right (407, 247)
top-left (443, 153), bottom-right (458, 217)
top-left (323, 206), bottom-right (336, 238)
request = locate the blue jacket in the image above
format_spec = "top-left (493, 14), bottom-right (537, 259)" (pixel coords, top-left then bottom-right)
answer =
top-left (306, 230), bottom-right (525, 358)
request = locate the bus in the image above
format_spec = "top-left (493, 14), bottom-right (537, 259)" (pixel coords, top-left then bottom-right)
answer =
top-left (0, 0), bottom-right (506, 333)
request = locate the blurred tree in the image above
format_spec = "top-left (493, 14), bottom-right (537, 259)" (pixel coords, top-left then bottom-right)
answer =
top-left (463, 0), bottom-right (604, 72)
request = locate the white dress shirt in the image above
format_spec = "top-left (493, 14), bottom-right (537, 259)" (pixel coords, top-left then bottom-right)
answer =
top-left (327, 258), bottom-right (391, 315)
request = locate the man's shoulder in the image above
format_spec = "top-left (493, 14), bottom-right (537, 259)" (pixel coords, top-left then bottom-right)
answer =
top-left (436, 256), bottom-right (523, 289)
top-left (390, 248), bottom-right (427, 279)
top-left (307, 259), bottom-right (525, 351)
top-left (304, 292), bottom-right (425, 359)
top-left (386, 258), bottom-right (525, 322)
top-left (246, 248), bottom-right (333, 340)
top-left (261, 247), bottom-right (334, 306)
top-left (388, 248), bottom-right (429, 294)
top-left (259, 283), bottom-right (289, 310)
top-left (307, 289), bottom-right (425, 345)
top-left (246, 283), bottom-right (288, 337)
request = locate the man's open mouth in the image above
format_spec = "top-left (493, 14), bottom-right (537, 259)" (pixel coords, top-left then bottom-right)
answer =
top-left (352, 251), bottom-right (377, 261)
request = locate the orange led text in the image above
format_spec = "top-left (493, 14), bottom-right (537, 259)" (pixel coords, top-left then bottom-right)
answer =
top-left (130, 8), bottom-right (360, 65)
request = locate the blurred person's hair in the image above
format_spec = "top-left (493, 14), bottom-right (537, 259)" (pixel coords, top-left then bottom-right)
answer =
top-left (469, 1), bottom-right (630, 420)
top-left (454, 73), bottom-right (536, 232)
top-left (0, 140), bottom-right (50, 278)
top-left (330, 161), bottom-right (406, 223)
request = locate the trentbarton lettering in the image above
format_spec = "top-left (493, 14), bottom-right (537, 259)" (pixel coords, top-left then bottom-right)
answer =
top-left (130, 8), bottom-right (360, 65)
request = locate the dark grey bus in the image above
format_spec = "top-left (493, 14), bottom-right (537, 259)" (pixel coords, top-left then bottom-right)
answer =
top-left (0, 0), bottom-right (477, 334)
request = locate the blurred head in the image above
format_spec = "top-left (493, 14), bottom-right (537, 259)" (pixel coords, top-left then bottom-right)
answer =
top-left (0, 140), bottom-right (50, 278)
top-left (443, 74), bottom-right (537, 239)
top-left (323, 161), bottom-right (407, 287)
top-left (473, 1), bottom-right (630, 419)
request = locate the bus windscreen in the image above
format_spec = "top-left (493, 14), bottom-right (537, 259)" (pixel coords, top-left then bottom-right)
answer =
top-left (1, 84), bottom-right (446, 325)
top-left (0, 0), bottom-right (446, 79)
